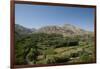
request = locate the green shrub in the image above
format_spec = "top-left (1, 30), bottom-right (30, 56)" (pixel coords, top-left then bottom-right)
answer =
top-left (55, 55), bottom-right (70, 63)
top-left (43, 54), bottom-right (70, 64)
top-left (79, 53), bottom-right (93, 62)
top-left (45, 55), bottom-right (57, 64)
top-left (70, 52), bottom-right (79, 58)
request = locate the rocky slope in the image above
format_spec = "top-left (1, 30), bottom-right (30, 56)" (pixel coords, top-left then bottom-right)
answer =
top-left (15, 24), bottom-right (92, 37)
top-left (36, 24), bottom-right (90, 36)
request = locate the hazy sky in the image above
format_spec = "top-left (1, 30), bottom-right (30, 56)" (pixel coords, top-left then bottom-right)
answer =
top-left (15, 4), bottom-right (95, 31)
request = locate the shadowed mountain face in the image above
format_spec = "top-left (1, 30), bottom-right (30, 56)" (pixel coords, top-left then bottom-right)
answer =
top-left (15, 24), bottom-right (36, 41)
top-left (15, 24), bottom-right (92, 37)
top-left (15, 24), bottom-right (36, 35)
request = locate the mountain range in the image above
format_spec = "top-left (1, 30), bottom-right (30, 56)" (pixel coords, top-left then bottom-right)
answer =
top-left (15, 24), bottom-right (93, 37)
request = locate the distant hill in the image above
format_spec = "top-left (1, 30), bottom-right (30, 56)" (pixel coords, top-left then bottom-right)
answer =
top-left (15, 24), bottom-right (93, 38)
top-left (15, 24), bottom-right (36, 35)
top-left (36, 24), bottom-right (92, 36)
top-left (15, 24), bottom-right (36, 41)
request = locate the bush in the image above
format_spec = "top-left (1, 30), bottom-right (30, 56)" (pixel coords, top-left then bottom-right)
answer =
top-left (46, 54), bottom-right (70, 64)
top-left (55, 55), bottom-right (70, 63)
top-left (79, 52), bottom-right (93, 62)
top-left (70, 52), bottom-right (79, 58)
top-left (45, 55), bottom-right (57, 64)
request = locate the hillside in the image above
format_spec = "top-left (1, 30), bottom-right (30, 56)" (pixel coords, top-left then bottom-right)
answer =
top-left (15, 24), bottom-right (92, 37)
top-left (15, 24), bottom-right (95, 65)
